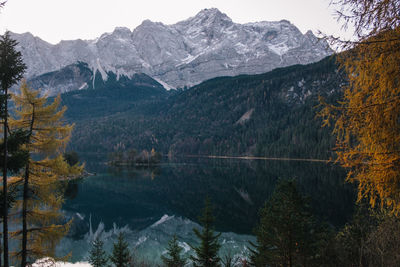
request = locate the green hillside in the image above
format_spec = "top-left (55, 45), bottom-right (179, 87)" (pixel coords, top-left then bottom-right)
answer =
top-left (64, 55), bottom-right (344, 159)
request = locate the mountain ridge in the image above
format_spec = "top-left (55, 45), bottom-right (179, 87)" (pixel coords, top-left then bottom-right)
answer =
top-left (11, 8), bottom-right (332, 95)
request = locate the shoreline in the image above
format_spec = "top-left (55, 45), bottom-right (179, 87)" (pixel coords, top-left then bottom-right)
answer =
top-left (181, 154), bottom-right (331, 163)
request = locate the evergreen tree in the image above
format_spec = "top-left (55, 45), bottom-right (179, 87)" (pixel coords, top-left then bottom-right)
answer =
top-left (365, 210), bottom-right (400, 267)
top-left (11, 82), bottom-right (82, 265)
top-left (0, 129), bottom-right (28, 267)
top-left (335, 204), bottom-right (376, 267)
top-left (110, 232), bottom-right (131, 267)
top-left (190, 198), bottom-right (221, 267)
top-left (221, 251), bottom-right (239, 267)
top-left (0, 129), bottom-right (29, 173)
top-left (0, 129), bottom-right (29, 221)
top-left (88, 237), bottom-right (108, 267)
top-left (0, 30), bottom-right (26, 267)
top-left (250, 179), bottom-right (329, 267)
top-left (161, 234), bottom-right (186, 267)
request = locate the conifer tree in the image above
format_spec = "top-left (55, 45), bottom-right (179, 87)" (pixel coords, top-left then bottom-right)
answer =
top-left (110, 232), bottom-right (131, 267)
top-left (249, 180), bottom-right (325, 267)
top-left (190, 198), bottom-right (221, 267)
top-left (335, 204), bottom-right (376, 266)
top-left (88, 237), bottom-right (108, 267)
top-left (0, 129), bottom-right (28, 267)
top-left (161, 234), bottom-right (186, 267)
top-left (0, 30), bottom-right (26, 267)
top-left (11, 82), bottom-right (82, 266)
top-left (220, 251), bottom-right (239, 267)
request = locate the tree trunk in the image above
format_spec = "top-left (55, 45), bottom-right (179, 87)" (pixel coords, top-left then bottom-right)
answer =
top-left (0, 232), bottom-right (2, 267)
top-left (288, 231), bottom-right (293, 267)
top-left (2, 86), bottom-right (9, 267)
top-left (21, 163), bottom-right (29, 266)
top-left (21, 106), bottom-right (34, 267)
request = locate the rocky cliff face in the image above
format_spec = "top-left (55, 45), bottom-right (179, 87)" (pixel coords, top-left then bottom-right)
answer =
top-left (12, 8), bottom-right (332, 94)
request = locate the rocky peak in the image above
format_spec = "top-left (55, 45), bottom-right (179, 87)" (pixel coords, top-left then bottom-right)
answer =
top-left (132, 20), bottom-right (170, 40)
top-left (97, 27), bottom-right (132, 42)
top-left (136, 19), bottom-right (166, 30)
top-left (10, 9), bottom-right (333, 94)
top-left (176, 8), bottom-right (233, 31)
top-left (194, 8), bottom-right (232, 24)
top-left (112, 27), bottom-right (132, 36)
top-left (305, 30), bottom-right (317, 39)
top-left (304, 30), bottom-right (330, 52)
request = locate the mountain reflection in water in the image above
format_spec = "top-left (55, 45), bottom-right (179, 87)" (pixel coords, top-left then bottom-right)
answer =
top-left (64, 157), bottom-right (354, 234)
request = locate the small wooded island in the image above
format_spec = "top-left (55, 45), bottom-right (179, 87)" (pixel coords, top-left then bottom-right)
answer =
top-left (108, 148), bottom-right (162, 166)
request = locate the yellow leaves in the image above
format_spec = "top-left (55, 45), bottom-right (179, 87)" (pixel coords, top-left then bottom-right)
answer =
top-left (322, 27), bottom-right (400, 213)
top-left (11, 81), bottom-right (73, 155)
top-left (0, 176), bottom-right (23, 185)
top-left (24, 221), bottom-right (71, 260)
top-left (10, 81), bottom-right (83, 261)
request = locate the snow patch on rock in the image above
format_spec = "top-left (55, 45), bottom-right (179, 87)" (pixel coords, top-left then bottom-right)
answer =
top-left (153, 77), bottom-right (175, 90)
top-left (12, 8), bottom-right (332, 94)
top-left (236, 108), bottom-right (255, 125)
top-left (151, 214), bottom-right (174, 227)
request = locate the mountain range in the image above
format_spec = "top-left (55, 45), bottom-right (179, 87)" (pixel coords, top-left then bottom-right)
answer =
top-left (6, 8), bottom-right (342, 158)
top-left (11, 8), bottom-right (332, 95)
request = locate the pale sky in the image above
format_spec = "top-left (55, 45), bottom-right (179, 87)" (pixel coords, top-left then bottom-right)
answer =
top-left (0, 0), bottom-right (353, 45)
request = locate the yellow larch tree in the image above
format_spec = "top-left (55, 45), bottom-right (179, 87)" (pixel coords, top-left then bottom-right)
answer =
top-left (10, 81), bottom-right (82, 266)
top-left (320, 0), bottom-right (400, 212)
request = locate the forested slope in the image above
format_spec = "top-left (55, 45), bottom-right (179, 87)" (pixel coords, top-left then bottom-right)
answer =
top-left (64, 55), bottom-right (344, 159)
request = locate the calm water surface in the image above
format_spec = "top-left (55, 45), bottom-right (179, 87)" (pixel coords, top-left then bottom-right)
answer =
top-left (59, 157), bottom-right (354, 263)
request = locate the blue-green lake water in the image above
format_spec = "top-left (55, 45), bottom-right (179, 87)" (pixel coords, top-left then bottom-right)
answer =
top-left (58, 157), bottom-right (354, 263)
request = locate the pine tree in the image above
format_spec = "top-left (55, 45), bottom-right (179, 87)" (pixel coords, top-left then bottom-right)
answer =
top-left (190, 198), bottom-right (221, 267)
top-left (11, 82), bottom-right (82, 266)
top-left (249, 180), bottom-right (325, 267)
top-left (0, 128), bottom-right (29, 225)
top-left (110, 232), bottom-right (131, 267)
top-left (335, 204), bottom-right (376, 266)
top-left (0, 30), bottom-right (26, 267)
top-left (88, 237), bottom-right (108, 267)
top-left (161, 234), bottom-right (186, 267)
top-left (221, 251), bottom-right (239, 267)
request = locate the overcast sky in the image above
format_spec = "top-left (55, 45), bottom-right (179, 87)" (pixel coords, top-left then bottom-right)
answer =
top-left (0, 0), bottom-right (353, 44)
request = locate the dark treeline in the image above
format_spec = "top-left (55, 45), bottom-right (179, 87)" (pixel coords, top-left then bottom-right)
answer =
top-left (85, 180), bottom-right (400, 266)
top-left (64, 56), bottom-right (343, 160)
top-left (250, 180), bottom-right (400, 267)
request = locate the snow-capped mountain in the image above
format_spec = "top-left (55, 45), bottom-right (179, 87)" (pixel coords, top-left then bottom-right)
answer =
top-left (11, 8), bottom-right (332, 94)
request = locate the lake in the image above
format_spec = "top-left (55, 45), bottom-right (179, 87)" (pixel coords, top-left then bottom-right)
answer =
top-left (57, 157), bottom-right (354, 264)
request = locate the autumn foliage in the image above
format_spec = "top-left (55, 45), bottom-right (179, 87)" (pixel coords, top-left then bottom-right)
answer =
top-left (11, 82), bottom-right (82, 265)
top-left (321, 0), bottom-right (400, 212)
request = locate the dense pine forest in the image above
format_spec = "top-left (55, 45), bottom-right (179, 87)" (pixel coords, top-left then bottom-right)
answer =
top-left (64, 56), bottom-right (343, 160)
